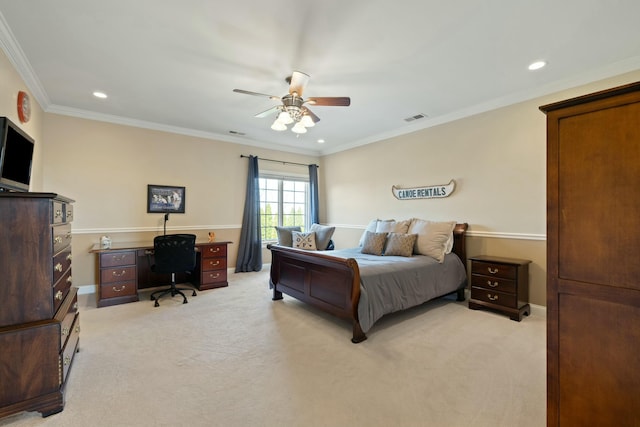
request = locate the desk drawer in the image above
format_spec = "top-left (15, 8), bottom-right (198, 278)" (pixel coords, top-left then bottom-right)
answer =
top-left (100, 281), bottom-right (136, 299)
top-left (201, 244), bottom-right (227, 259)
top-left (101, 266), bottom-right (136, 284)
top-left (202, 257), bottom-right (226, 271)
top-left (100, 251), bottom-right (136, 268)
top-left (201, 269), bottom-right (228, 285)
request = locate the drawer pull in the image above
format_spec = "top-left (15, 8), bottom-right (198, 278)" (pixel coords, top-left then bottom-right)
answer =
top-left (75, 324), bottom-right (80, 333)
top-left (112, 270), bottom-right (127, 277)
top-left (209, 272), bottom-right (220, 279)
top-left (66, 253), bottom-right (73, 261)
top-left (67, 211), bottom-right (73, 219)
top-left (487, 294), bottom-right (499, 301)
top-left (55, 290), bottom-right (64, 300)
top-left (55, 209), bottom-right (63, 218)
top-left (73, 302), bottom-right (78, 310)
top-left (488, 267), bottom-right (499, 274)
top-left (209, 247), bottom-right (221, 253)
top-left (62, 327), bottom-right (69, 337)
top-left (55, 262), bottom-right (63, 272)
top-left (64, 355), bottom-right (71, 367)
top-left (67, 276), bottom-right (73, 283)
top-left (112, 285), bottom-right (127, 292)
top-left (112, 254), bottom-right (127, 262)
top-left (54, 236), bottom-right (63, 245)
top-left (209, 260), bottom-right (220, 267)
top-left (65, 233), bottom-right (72, 240)
top-left (487, 280), bottom-right (498, 287)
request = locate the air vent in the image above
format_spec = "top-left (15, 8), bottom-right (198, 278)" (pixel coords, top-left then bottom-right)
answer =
top-left (229, 130), bottom-right (246, 136)
top-left (404, 113), bottom-right (427, 123)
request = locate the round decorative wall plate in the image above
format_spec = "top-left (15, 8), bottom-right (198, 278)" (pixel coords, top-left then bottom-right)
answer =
top-left (17, 90), bottom-right (31, 123)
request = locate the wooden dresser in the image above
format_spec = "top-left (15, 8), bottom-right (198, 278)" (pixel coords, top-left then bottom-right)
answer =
top-left (0, 192), bottom-right (79, 419)
top-left (468, 255), bottom-right (531, 321)
top-left (94, 240), bottom-right (230, 307)
top-left (541, 82), bottom-right (640, 426)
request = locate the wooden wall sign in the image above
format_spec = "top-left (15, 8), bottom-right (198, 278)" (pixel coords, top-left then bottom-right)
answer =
top-left (392, 179), bottom-right (455, 200)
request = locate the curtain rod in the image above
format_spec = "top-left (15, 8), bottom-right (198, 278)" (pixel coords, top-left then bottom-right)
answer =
top-left (240, 155), bottom-right (318, 168)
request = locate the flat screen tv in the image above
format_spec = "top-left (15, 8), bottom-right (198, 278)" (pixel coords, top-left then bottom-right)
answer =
top-left (0, 117), bottom-right (34, 192)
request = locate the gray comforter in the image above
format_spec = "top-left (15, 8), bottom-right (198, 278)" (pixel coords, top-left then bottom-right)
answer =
top-left (327, 248), bottom-right (467, 333)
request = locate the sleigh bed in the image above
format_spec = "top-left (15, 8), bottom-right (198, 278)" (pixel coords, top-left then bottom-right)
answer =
top-left (268, 223), bottom-right (468, 343)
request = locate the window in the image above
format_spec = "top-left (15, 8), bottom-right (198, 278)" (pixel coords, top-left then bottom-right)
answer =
top-left (259, 175), bottom-right (309, 241)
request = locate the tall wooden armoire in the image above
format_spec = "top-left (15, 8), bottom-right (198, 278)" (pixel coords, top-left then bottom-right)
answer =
top-left (541, 82), bottom-right (640, 426)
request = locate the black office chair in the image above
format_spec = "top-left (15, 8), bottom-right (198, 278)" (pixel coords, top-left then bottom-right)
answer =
top-left (150, 234), bottom-right (197, 307)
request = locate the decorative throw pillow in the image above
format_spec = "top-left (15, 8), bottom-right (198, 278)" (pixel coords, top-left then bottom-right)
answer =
top-left (408, 219), bottom-right (456, 262)
top-left (309, 223), bottom-right (335, 250)
top-left (292, 231), bottom-right (317, 250)
top-left (275, 226), bottom-right (301, 247)
top-left (359, 219), bottom-right (380, 246)
top-left (360, 231), bottom-right (388, 256)
top-left (384, 233), bottom-right (418, 257)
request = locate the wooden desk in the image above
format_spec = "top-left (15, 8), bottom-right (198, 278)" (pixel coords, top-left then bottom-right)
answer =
top-left (90, 240), bottom-right (231, 307)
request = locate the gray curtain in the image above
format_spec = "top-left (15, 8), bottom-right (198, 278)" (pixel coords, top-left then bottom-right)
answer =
top-left (309, 164), bottom-right (319, 226)
top-left (235, 155), bottom-right (262, 272)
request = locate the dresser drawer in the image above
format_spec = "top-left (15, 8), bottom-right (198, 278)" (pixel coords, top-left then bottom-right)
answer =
top-left (201, 257), bottom-right (227, 271)
top-left (64, 203), bottom-right (74, 223)
top-left (52, 200), bottom-right (65, 224)
top-left (53, 247), bottom-right (72, 285)
top-left (60, 313), bottom-right (80, 384)
top-left (470, 274), bottom-right (516, 294)
top-left (53, 223), bottom-right (72, 254)
top-left (100, 250), bottom-right (136, 268)
top-left (201, 269), bottom-right (228, 285)
top-left (100, 281), bottom-right (137, 299)
top-left (471, 260), bottom-right (517, 280)
top-left (471, 287), bottom-right (516, 308)
top-left (201, 244), bottom-right (227, 259)
top-left (53, 269), bottom-right (72, 314)
top-left (59, 292), bottom-right (78, 348)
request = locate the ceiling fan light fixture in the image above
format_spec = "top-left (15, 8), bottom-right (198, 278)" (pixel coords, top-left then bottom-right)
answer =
top-left (271, 120), bottom-right (287, 131)
top-left (301, 114), bottom-right (315, 128)
top-left (277, 110), bottom-right (293, 124)
top-left (291, 122), bottom-right (307, 134)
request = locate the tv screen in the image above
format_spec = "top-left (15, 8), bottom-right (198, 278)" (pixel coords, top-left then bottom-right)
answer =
top-left (0, 117), bottom-right (34, 192)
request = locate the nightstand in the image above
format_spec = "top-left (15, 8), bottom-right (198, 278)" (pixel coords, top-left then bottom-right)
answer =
top-left (468, 255), bottom-right (531, 321)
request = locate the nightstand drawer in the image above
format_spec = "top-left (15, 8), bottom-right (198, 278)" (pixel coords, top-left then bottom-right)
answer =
top-left (471, 261), bottom-right (517, 279)
top-left (470, 274), bottom-right (516, 294)
top-left (471, 287), bottom-right (516, 308)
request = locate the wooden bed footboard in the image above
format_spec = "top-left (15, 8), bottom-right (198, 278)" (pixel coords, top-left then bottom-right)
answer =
top-left (268, 245), bottom-right (367, 343)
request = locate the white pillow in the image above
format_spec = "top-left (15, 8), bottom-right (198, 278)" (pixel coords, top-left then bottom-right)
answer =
top-left (292, 231), bottom-right (317, 250)
top-left (407, 219), bottom-right (456, 262)
top-left (375, 219), bottom-right (410, 234)
top-left (359, 219), bottom-right (380, 246)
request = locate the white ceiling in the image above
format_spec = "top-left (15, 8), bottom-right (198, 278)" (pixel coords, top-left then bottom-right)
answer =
top-left (1, 0), bottom-right (640, 156)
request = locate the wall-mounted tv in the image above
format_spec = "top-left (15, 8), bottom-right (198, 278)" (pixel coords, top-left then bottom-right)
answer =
top-left (0, 117), bottom-right (34, 192)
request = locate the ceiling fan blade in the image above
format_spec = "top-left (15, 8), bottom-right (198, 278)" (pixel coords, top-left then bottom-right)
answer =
top-left (288, 71), bottom-right (310, 97)
top-left (306, 96), bottom-right (351, 107)
top-left (233, 89), bottom-right (280, 100)
top-left (255, 106), bottom-right (280, 118)
top-left (302, 107), bottom-right (320, 123)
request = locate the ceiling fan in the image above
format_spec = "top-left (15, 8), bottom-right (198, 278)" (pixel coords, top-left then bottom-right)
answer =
top-left (233, 71), bottom-right (351, 134)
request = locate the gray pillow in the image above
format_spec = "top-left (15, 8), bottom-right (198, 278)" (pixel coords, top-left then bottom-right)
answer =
top-left (275, 226), bottom-right (301, 247)
top-left (384, 233), bottom-right (417, 257)
top-left (361, 231), bottom-right (388, 256)
top-left (309, 223), bottom-right (335, 250)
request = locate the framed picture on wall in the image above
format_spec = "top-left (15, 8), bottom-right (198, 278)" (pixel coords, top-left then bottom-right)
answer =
top-left (147, 184), bottom-right (186, 213)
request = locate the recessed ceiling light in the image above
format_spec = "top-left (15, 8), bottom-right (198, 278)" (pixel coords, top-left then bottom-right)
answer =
top-left (317, 139), bottom-right (325, 144)
top-left (528, 61), bottom-right (547, 71)
top-left (93, 91), bottom-right (107, 99)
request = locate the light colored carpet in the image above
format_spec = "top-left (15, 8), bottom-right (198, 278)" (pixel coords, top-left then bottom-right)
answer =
top-left (1, 269), bottom-right (546, 427)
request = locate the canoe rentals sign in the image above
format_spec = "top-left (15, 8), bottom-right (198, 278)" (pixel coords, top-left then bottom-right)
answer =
top-left (392, 180), bottom-right (456, 200)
